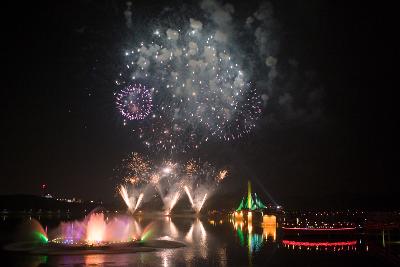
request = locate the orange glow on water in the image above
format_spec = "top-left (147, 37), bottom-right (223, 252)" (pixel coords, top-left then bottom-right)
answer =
top-left (234, 211), bottom-right (244, 220)
top-left (262, 215), bottom-right (276, 241)
top-left (247, 212), bottom-right (252, 222)
top-left (84, 255), bottom-right (106, 265)
top-left (262, 215), bottom-right (276, 225)
top-left (248, 222), bottom-right (253, 234)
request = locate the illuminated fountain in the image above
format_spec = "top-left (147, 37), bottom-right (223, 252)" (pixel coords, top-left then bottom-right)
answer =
top-left (51, 212), bottom-right (178, 247)
top-left (50, 212), bottom-right (189, 250)
top-left (52, 212), bottom-right (138, 246)
top-left (3, 219), bottom-right (49, 253)
top-left (86, 213), bottom-right (107, 243)
top-left (5, 212), bottom-right (186, 255)
top-left (21, 218), bottom-right (48, 244)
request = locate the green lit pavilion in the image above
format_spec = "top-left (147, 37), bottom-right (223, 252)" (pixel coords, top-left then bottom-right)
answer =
top-left (236, 181), bottom-right (267, 211)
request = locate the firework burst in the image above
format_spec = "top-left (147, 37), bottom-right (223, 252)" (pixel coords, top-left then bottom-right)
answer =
top-left (116, 18), bottom-right (262, 151)
top-left (116, 83), bottom-right (153, 121)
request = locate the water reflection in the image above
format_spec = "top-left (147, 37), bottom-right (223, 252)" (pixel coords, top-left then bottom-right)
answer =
top-left (229, 212), bottom-right (370, 256)
top-left (163, 216), bottom-right (179, 239)
top-left (157, 249), bottom-right (175, 267)
top-left (231, 214), bottom-right (277, 255)
top-left (84, 254), bottom-right (106, 265)
top-left (20, 255), bottom-right (48, 267)
top-left (282, 240), bottom-right (358, 251)
top-left (2, 213), bottom-right (397, 266)
top-left (262, 215), bottom-right (277, 241)
top-left (185, 218), bottom-right (208, 259)
top-left (185, 219), bottom-right (206, 244)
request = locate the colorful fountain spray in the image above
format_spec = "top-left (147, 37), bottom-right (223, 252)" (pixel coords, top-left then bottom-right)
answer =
top-left (31, 219), bottom-right (48, 244)
top-left (140, 223), bottom-right (154, 242)
top-left (86, 213), bottom-right (107, 244)
top-left (51, 213), bottom-right (141, 246)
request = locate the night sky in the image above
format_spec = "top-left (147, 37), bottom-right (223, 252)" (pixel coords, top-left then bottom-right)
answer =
top-left (2, 0), bottom-right (397, 206)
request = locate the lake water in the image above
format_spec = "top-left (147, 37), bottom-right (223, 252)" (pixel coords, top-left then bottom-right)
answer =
top-left (0, 213), bottom-right (399, 266)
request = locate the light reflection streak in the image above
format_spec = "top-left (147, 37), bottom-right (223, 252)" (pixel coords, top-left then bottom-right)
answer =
top-left (84, 255), bottom-right (106, 265)
top-left (231, 213), bottom-right (278, 257)
top-left (282, 240), bottom-right (357, 247)
top-left (262, 215), bottom-right (276, 241)
top-left (185, 224), bottom-right (194, 243)
top-left (281, 227), bottom-right (356, 231)
top-left (157, 249), bottom-right (174, 267)
top-left (184, 219), bottom-right (208, 259)
top-left (282, 239), bottom-right (359, 252)
top-left (163, 217), bottom-right (179, 239)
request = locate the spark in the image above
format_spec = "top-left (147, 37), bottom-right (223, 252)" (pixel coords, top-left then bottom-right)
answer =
top-left (217, 170), bottom-right (228, 182)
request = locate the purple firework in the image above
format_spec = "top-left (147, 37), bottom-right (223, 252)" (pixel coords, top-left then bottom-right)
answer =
top-left (116, 84), bottom-right (153, 120)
